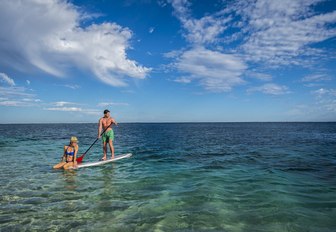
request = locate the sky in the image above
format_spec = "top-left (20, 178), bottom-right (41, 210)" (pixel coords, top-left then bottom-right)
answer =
top-left (0, 0), bottom-right (336, 123)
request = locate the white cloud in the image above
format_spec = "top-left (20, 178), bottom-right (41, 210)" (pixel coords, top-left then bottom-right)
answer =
top-left (170, 0), bottom-right (232, 45)
top-left (53, 101), bottom-right (77, 107)
top-left (168, 0), bottom-right (336, 93)
top-left (0, 85), bottom-right (40, 107)
top-left (64, 84), bottom-right (80, 90)
top-left (45, 107), bottom-right (82, 112)
top-left (26, 80), bottom-right (31, 85)
top-left (149, 27), bottom-right (155, 33)
top-left (311, 88), bottom-right (336, 113)
top-left (45, 101), bottom-right (100, 115)
top-left (0, 94), bottom-right (39, 106)
top-left (157, 0), bottom-right (168, 8)
top-left (0, 0), bottom-right (150, 87)
top-left (173, 47), bottom-right (246, 92)
top-left (55, 84), bottom-right (81, 89)
top-left (0, 100), bottom-right (21, 107)
top-left (0, 73), bottom-right (15, 86)
top-left (98, 102), bottom-right (129, 107)
top-left (239, 0), bottom-right (336, 65)
top-left (313, 88), bottom-right (328, 96)
top-left (42, 101), bottom-right (85, 111)
top-left (312, 88), bottom-right (336, 97)
top-left (0, 86), bottom-right (35, 98)
top-left (301, 74), bottom-right (331, 82)
top-left (247, 83), bottom-right (290, 95)
top-left (163, 49), bottom-right (184, 59)
top-left (168, 1), bottom-right (247, 92)
top-left (286, 104), bottom-right (310, 117)
top-left (173, 77), bottom-right (192, 83)
top-left (246, 71), bottom-right (273, 81)
top-left (324, 100), bottom-right (336, 112)
top-left (22, 98), bottom-right (41, 102)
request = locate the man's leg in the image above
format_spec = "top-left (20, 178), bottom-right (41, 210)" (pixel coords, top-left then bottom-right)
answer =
top-left (102, 141), bottom-right (107, 160)
top-left (108, 139), bottom-right (114, 159)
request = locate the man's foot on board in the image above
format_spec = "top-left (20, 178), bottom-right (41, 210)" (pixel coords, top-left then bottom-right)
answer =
top-left (100, 156), bottom-right (107, 161)
top-left (111, 156), bottom-right (114, 160)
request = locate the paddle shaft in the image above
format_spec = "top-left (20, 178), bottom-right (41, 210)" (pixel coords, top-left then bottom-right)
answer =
top-left (81, 137), bottom-right (99, 156)
top-left (77, 122), bottom-right (114, 162)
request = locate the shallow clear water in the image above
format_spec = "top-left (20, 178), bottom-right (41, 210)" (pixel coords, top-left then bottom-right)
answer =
top-left (0, 123), bottom-right (336, 231)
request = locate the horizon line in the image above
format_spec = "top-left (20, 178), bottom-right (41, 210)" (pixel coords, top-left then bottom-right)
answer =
top-left (1, 121), bottom-right (335, 124)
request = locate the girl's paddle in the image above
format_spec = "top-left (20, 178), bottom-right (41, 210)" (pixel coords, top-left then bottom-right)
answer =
top-left (76, 122), bottom-right (113, 163)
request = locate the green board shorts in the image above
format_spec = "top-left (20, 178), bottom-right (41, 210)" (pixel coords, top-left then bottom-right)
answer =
top-left (102, 129), bottom-right (114, 143)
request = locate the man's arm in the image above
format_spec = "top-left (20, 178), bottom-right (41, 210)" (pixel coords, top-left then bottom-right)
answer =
top-left (112, 117), bottom-right (118, 126)
top-left (98, 118), bottom-right (102, 138)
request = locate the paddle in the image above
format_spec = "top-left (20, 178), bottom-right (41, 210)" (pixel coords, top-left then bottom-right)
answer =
top-left (76, 122), bottom-right (113, 163)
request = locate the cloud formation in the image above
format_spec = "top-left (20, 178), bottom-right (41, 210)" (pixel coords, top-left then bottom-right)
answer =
top-left (0, 0), bottom-right (150, 86)
top-left (44, 101), bottom-right (100, 115)
top-left (170, 0), bottom-right (230, 45)
top-left (301, 74), bottom-right (331, 82)
top-left (169, 0), bottom-right (246, 92)
top-left (168, 0), bottom-right (336, 93)
top-left (98, 102), bottom-right (129, 107)
top-left (0, 73), bottom-right (15, 86)
top-left (45, 107), bottom-right (82, 112)
top-left (247, 83), bottom-right (290, 95)
top-left (239, 0), bottom-right (336, 66)
top-left (0, 79), bottom-right (41, 107)
top-left (312, 88), bottom-right (336, 113)
top-left (0, 72), bottom-right (37, 106)
top-left (173, 47), bottom-right (246, 92)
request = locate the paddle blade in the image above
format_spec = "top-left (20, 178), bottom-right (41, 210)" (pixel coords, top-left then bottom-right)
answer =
top-left (76, 154), bottom-right (85, 163)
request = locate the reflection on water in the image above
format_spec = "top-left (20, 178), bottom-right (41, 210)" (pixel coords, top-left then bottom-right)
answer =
top-left (62, 170), bottom-right (78, 190)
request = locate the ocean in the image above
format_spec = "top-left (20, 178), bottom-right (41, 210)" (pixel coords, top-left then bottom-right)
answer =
top-left (0, 123), bottom-right (335, 231)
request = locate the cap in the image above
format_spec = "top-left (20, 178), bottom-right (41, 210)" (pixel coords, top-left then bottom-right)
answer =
top-left (104, 109), bottom-right (110, 114)
top-left (70, 136), bottom-right (78, 143)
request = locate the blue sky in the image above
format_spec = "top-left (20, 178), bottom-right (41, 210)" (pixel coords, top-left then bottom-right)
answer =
top-left (0, 0), bottom-right (336, 123)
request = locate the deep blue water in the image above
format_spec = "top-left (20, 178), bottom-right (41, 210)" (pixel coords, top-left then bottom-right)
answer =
top-left (0, 123), bottom-right (336, 231)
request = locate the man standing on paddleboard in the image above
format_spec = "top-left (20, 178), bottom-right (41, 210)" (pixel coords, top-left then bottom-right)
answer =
top-left (98, 109), bottom-right (118, 160)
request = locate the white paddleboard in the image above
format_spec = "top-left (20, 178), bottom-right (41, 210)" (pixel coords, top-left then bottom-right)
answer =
top-left (75, 153), bottom-right (132, 169)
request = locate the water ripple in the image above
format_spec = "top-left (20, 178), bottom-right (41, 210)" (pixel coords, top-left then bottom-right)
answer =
top-left (0, 123), bottom-right (336, 231)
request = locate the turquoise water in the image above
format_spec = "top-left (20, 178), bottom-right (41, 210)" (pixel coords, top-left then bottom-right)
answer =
top-left (0, 123), bottom-right (336, 231)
